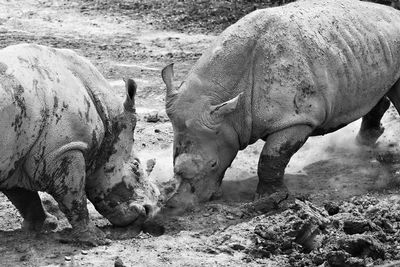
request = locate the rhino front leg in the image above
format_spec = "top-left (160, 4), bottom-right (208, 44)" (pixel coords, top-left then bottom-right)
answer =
top-left (256, 125), bottom-right (312, 197)
top-left (356, 97), bottom-right (390, 146)
top-left (47, 150), bottom-right (107, 246)
top-left (2, 188), bottom-right (57, 232)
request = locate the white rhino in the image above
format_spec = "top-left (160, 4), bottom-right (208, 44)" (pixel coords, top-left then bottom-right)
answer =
top-left (162, 0), bottom-right (400, 212)
top-left (0, 44), bottom-right (159, 245)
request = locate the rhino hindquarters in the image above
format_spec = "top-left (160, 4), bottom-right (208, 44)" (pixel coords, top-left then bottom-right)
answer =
top-left (2, 188), bottom-right (57, 231)
top-left (44, 149), bottom-right (107, 246)
top-left (256, 125), bottom-right (313, 198)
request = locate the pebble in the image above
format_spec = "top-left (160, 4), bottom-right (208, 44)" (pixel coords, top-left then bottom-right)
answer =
top-left (204, 247), bottom-right (219, 255)
top-left (19, 254), bottom-right (30, 262)
top-left (228, 243), bottom-right (246, 251)
top-left (99, 43), bottom-right (108, 50)
top-left (47, 254), bottom-right (58, 259)
top-left (114, 257), bottom-right (125, 267)
top-left (218, 245), bottom-right (234, 255)
top-left (226, 215), bottom-right (234, 220)
top-left (324, 202), bottom-right (340, 216)
top-left (145, 111), bottom-right (160, 122)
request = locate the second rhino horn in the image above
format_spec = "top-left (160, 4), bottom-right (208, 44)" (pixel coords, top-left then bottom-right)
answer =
top-left (162, 63), bottom-right (179, 100)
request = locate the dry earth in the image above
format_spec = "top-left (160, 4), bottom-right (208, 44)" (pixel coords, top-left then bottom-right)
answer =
top-left (1, 1), bottom-right (400, 266)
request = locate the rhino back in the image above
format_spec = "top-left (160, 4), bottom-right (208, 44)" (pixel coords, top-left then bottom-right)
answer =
top-left (0, 44), bottom-right (114, 189)
top-left (254, 0), bottom-right (400, 134)
top-left (187, 0), bottom-right (400, 141)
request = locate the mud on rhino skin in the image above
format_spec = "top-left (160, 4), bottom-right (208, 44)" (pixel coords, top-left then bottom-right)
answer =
top-left (0, 43), bottom-right (159, 246)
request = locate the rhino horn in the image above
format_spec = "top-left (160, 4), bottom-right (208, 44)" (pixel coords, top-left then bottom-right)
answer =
top-left (162, 63), bottom-right (178, 103)
top-left (210, 93), bottom-right (242, 118)
top-left (123, 78), bottom-right (137, 112)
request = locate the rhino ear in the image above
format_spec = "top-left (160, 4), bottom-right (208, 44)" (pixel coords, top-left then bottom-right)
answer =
top-left (162, 63), bottom-right (178, 109)
top-left (210, 93), bottom-right (242, 118)
top-left (123, 78), bottom-right (137, 112)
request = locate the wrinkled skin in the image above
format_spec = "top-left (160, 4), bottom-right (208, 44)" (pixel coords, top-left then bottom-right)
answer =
top-left (0, 44), bottom-right (159, 245)
top-left (163, 0), bottom-right (400, 213)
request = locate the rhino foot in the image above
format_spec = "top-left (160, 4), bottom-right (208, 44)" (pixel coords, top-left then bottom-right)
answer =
top-left (355, 126), bottom-right (384, 147)
top-left (244, 191), bottom-right (295, 214)
top-left (22, 212), bottom-right (58, 232)
top-left (57, 224), bottom-right (110, 247)
top-left (41, 213), bottom-right (58, 232)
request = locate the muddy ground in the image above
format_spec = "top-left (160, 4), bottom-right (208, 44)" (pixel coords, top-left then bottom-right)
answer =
top-left (1, 0), bottom-right (400, 266)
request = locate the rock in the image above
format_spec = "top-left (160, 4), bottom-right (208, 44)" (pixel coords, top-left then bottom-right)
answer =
top-left (19, 254), bottom-right (30, 261)
top-left (324, 202), bottom-right (340, 216)
top-left (146, 159), bottom-right (156, 175)
top-left (326, 251), bottom-right (352, 267)
top-left (338, 234), bottom-right (385, 260)
top-left (244, 191), bottom-right (293, 213)
top-left (99, 43), bottom-right (108, 50)
top-left (142, 220), bottom-right (165, 237)
top-left (311, 253), bottom-right (326, 265)
top-left (292, 218), bottom-right (322, 251)
top-left (47, 254), bottom-right (58, 259)
top-left (81, 250), bottom-right (88, 255)
top-left (343, 218), bottom-right (372, 235)
top-left (145, 111), bottom-right (160, 122)
top-left (254, 225), bottom-right (277, 240)
top-left (332, 213), bottom-right (376, 234)
top-left (217, 245), bottom-right (234, 255)
top-left (228, 243), bottom-right (246, 251)
top-left (290, 201), bottom-right (329, 251)
top-left (204, 247), bottom-right (219, 254)
top-left (64, 256), bottom-right (72, 261)
top-left (375, 261), bottom-right (400, 267)
top-left (254, 200), bottom-right (328, 254)
top-left (379, 218), bottom-right (395, 234)
top-left (114, 257), bottom-right (125, 267)
top-left (226, 215), bottom-right (234, 220)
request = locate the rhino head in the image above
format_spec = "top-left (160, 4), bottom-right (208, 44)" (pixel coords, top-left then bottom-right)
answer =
top-left (86, 78), bottom-right (160, 226)
top-left (161, 64), bottom-right (241, 213)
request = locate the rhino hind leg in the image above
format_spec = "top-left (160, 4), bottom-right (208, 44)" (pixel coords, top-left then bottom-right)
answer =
top-left (356, 97), bottom-right (390, 147)
top-left (388, 80), bottom-right (400, 120)
top-left (256, 125), bottom-right (312, 198)
top-left (46, 150), bottom-right (108, 246)
top-left (2, 188), bottom-right (57, 231)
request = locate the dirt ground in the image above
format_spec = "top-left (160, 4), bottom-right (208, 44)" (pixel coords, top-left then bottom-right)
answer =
top-left (1, 0), bottom-right (400, 266)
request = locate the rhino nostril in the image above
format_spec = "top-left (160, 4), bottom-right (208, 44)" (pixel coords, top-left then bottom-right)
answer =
top-left (211, 160), bottom-right (217, 169)
top-left (129, 203), bottom-right (146, 216)
top-left (143, 204), bottom-right (153, 217)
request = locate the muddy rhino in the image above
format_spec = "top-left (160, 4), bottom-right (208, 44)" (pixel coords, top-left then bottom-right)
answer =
top-left (162, 0), bottom-right (400, 212)
top-left (0, 44), bottom-right (159, 245)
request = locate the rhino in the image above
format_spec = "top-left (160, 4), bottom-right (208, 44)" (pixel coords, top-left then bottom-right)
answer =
top-left (0, 44), bottom-right (159, 245)
top-left (162, 0), bottom-right (400, 212)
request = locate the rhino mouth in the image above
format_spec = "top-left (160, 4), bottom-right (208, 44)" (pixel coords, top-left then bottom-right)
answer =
top-left (92, 197), bottom-right (152, 227)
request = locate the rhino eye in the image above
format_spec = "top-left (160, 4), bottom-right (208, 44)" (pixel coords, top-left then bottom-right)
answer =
top-left (211, 160), bottom-right (218, 169)
top-left (185, 140), bottom-right (192, 147)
